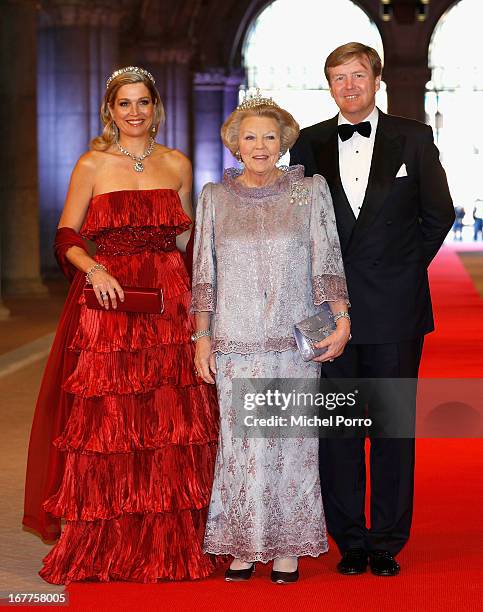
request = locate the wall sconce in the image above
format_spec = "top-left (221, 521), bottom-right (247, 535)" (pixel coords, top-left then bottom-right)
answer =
top-left (380, 1), bottom-right (430, 23)
top-left (417, 0), bottom-right (430, 22)
top-left (380, 0), bottom-right (392, 22)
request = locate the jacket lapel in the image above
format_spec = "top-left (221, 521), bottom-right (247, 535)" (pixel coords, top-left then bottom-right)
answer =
top-left (315, 116), bottom-right (357, 231)
top-left (349, 112), bottom-right (405, 246)
top-left (314, 116), bottom-right (338, 186)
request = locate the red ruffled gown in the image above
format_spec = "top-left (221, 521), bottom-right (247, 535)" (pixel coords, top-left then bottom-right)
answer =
top-left (39, 189), bottom-right (219, 583)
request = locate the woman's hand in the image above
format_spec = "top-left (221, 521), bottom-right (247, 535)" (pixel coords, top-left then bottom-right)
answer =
top-left (89, 269), bottom-right (124, 310)
top-left (194, 336), bottom-right (217, 384)
top-left (312, 319), bottom-right (351, 363)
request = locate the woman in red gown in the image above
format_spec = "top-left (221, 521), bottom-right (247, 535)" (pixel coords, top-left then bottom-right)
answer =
top-left (23, 67), bottom-right (219, 583)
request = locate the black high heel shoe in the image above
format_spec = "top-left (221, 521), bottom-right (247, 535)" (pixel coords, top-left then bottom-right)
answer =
top-left (271, 564), bottom-right (299, 584)
top-left (224, 562), bottom-right (255, 582)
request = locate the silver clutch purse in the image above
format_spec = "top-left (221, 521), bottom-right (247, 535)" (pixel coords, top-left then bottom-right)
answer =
top-left (294, 303), bottom-right (336, 361)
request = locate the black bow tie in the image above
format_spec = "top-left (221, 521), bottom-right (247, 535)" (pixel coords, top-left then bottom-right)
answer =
top-left (337, 121), bottom-right (372, 142)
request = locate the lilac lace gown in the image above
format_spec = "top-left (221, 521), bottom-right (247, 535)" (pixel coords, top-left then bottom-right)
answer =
top-left (191, 166), bottom-right (349, 562)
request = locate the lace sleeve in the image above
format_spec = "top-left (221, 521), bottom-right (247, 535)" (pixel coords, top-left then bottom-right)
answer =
top-left (191, 183), bottom-right (217, 312)
top-left (310, 175), bottom-right (349, 306)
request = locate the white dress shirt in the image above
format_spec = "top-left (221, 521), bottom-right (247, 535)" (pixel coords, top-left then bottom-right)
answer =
top-left (338, 107), bottom-right (379, 218)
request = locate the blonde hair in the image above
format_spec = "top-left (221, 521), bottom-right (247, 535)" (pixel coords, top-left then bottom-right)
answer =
top-left (91, 68), bottom-right (165, 151)
top-left (221, 104), bottom-right (300, 156)
top-left (324, 42), bottom-right (382, 82)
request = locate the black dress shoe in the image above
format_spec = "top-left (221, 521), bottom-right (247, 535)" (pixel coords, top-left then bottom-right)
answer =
top-left (337, 548), bottom-right (368, 575)
top-left (270, 567), bottom-right (299, 584)
top-left (369, 551), bottom-right (400, 576)
top-left (224, 563), bottom-right (255, 581)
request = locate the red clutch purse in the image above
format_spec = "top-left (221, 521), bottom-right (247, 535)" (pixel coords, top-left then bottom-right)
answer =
top-left (83, 286), bottom-right (164, 314)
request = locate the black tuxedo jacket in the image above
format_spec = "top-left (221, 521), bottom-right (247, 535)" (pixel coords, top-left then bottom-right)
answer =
top-left (290, 111), bottom-right (455, 344)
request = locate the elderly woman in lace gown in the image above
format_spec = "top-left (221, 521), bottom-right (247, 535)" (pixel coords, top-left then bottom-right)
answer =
top-left (191, 94), bottom-right (350, 583)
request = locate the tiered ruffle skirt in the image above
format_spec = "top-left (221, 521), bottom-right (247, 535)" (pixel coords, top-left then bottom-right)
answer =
top-left (40, 250), bottom-right (219, 583)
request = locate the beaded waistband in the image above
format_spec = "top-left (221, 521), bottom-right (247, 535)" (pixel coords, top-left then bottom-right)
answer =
top-left (95, 226), bottom-right (177, 256)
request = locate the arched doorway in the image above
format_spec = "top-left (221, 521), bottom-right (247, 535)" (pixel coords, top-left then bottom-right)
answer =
top-left (426, 0), bottom-right (483, 237)
top-left (242, 0), bottom-right (386, 134)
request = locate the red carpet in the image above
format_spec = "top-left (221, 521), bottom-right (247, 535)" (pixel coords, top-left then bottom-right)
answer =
top-left (420, 246), bottom-right (483, 377)
top-left (23, 247), bottom-right (483, 611)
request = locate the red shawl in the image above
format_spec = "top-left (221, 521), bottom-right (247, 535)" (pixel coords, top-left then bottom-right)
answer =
top-left (23, 228), bottom-right (87, 540)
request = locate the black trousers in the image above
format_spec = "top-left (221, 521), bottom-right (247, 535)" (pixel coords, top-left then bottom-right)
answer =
top-left (319, 338), bottom-right (424, 556)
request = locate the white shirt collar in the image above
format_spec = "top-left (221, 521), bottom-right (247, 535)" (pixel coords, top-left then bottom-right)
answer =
top-left (338, 106), bottom-right (379, 130)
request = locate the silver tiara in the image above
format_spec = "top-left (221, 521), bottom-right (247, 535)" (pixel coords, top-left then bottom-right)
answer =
top-left (236, 88), bottom-right (279, 111)
top-left (106, 66), bottom-right (155, 88)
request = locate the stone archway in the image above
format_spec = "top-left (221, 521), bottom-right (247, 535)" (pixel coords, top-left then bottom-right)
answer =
top-left (191, 0), bottom-right (386, 191)
top-left (241, 0), bottom-right (386, 134)
top-left (226, 0), bottom-right (382, 71)
top-left (426, 0), bottom-right (483, 228)
top-left (216, 0), bottom-right (459, 124)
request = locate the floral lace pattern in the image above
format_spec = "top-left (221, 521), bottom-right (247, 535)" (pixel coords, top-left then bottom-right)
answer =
top-left (313, 274), bottom-right (349, 307)
top-left (191, 167), bottom-right (349, 353)
top-left (211, 336), bottom-right (297, 355)
top-left (191, 283), bottom-right (216, 312)
top-left (203, 350), bottom-right (328, 562)
top-left (222, 165), bottom-right (295, 199)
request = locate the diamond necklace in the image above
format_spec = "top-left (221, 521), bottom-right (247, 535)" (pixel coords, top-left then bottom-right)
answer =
top-left (116, 137), bottom-right (155, 172)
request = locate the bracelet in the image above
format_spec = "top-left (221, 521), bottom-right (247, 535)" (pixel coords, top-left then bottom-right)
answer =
top-left (333, 311), bottom-right (351, 324)
top-left (85, 263), bottom-right (107, 284)
top-left (191, 329), bottom-right (211, 342)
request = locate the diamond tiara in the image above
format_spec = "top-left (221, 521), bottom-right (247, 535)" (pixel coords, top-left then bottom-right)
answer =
top-left (236, 88), bottom-right (279, 111)
top-left (106, 66), bottom-right (155, 89)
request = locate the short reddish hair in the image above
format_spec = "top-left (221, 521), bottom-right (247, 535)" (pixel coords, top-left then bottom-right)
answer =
top-left (325, 42), bottom-right (382, 82)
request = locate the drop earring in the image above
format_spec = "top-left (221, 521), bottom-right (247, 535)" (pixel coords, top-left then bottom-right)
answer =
top-left (111, 120), bottom-right (119, 141)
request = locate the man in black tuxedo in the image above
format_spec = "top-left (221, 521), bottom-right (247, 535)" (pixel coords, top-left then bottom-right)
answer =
top-left (290, 43), bottom-right (454, 576)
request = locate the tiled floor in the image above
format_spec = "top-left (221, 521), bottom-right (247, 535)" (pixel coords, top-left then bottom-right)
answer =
top-left (0, 280), bottom-right (67, 356)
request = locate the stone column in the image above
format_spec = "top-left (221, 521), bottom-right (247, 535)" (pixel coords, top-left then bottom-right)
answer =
top-left (0, 0), bottom-right (45, 297)
top-left (137, 46), bottom-right (192, 156)
top-left (193, 70), bottom-right (246, 197)
top-left (192, 70), bottom-right (226, 198)
top-left (37, 0), bottom-right (120, 276)
top-left (383, 64), bottom-right (431, 123)
top-left (223, 71), bottom-right (245, 170)
top-left (0, 248), bottom-right (10, 319)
